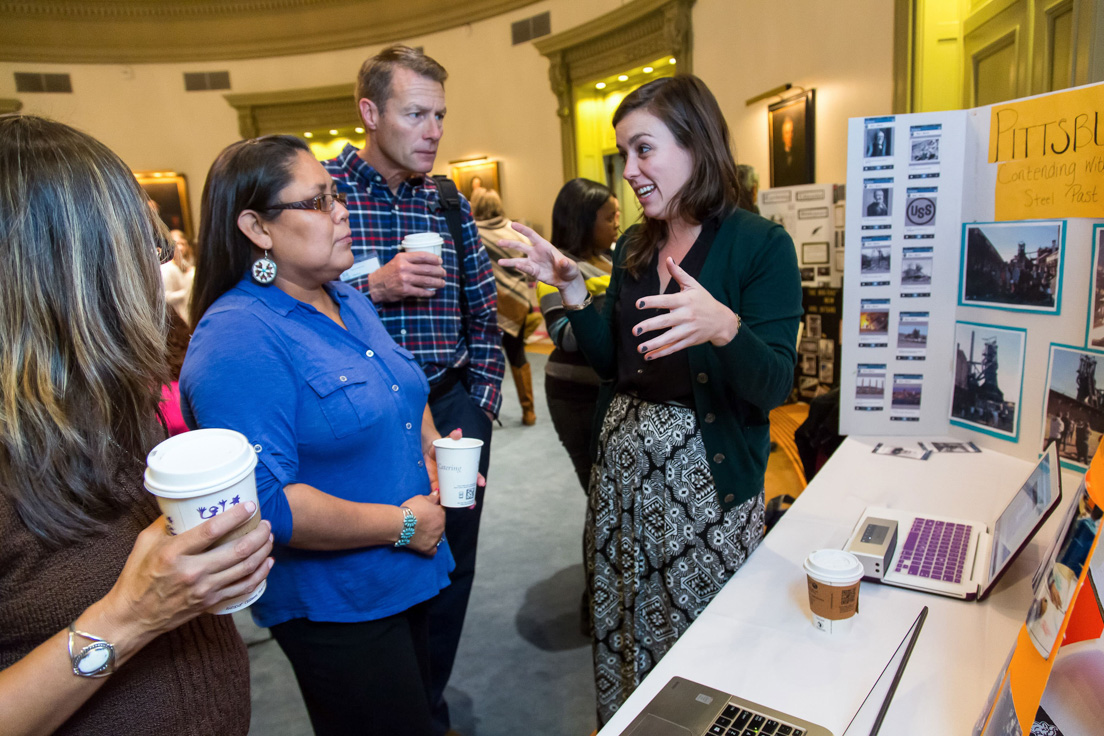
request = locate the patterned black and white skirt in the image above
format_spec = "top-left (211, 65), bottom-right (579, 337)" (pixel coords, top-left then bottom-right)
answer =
top-left (585, 393), bottom-right (765, 725)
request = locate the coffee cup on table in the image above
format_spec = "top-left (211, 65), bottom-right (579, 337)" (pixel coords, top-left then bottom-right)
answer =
top-left (401, 232), bottom-right (444, 294)
top-left (803, 549), bottom-right (864, 633)
top-left (432, 437), bottom-right (484, 508)
top-left (144, 428), bottom-right (266, 615)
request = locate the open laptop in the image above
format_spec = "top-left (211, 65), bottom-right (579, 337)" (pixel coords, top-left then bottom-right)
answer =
top-left (618, 608), bottom-right (928, 736)
top-left (846, 443), bottom-right (1061, 601)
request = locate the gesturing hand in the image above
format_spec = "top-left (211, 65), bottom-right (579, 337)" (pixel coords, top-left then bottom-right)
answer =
top-left (498, 222), bottom-right (582, 293)
top-left (632, 257), bottom-right (740, 360)
top-left (368, 251), bottom-right (447, 302)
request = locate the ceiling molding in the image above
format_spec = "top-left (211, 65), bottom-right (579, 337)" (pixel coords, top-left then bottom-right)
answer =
top-left (0, 0), bottom-right (543, 63)
top-left (224, 83), bottom-right (357, 138)
top-left (535, 0), bottom-right (694, 180)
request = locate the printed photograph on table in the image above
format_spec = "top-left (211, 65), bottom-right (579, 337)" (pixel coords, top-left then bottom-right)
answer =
top-left (854, 363), bottom-right (886, 411)
top-left (950, 322), bottom-right (1026, 441)
top-left (1086, 225), bottom-right (1104, 348)
top-left (960, 221), bottom-right (1065, 314)
top-left (1042, 344), bottom-right (1104, 470)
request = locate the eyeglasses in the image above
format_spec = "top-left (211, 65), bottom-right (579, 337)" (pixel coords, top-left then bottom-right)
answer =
top-left (265, 192), bottom-right (347, 213)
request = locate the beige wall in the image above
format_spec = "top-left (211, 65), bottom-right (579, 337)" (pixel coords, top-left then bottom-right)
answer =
top-left (0, 0), bottom-right (894, 234)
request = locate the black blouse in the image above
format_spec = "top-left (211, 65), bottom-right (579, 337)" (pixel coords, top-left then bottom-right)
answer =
top-left (614, 218), bottom-right (719, 404)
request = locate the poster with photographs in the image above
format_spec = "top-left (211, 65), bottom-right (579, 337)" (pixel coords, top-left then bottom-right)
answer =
top-left (854, 363), bottom-right (886, 411)
top-left (1086, 225), bottom-right (1104, 347)
top-left (960, 221), bottom-right (1065, 314)
top-left (860, 235), bottom-right (892, 287)
top-left (979, 673), bottom-right (1022, 736)
top-left (950, 322), bottom-right (1026, 441)
top-left (895, 311), bottom-right (928, 361)
top-left (972, 648), bottom-right (1015, 736)
top-left (900, 246), bottom-right (933, 298)
top-left (858, 298), bottom-right (890, 348)
top-left (795, 287), bottom-right (841, 398)
top-left (1025, 479), bottom-right (1101, 659)
top-left (861, 178), bottom-right (893, 224)
top-left (1042, 344), bottom-right (1104, 470)
top-left (862, 116), bottom-right (894, 166)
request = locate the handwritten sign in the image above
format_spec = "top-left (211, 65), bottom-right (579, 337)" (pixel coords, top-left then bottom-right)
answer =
top-left (989, 83), bottom-right (1104, 220)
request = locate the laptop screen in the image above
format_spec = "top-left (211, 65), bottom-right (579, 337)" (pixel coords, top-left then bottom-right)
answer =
top-left (987, 444), bottom-right (1061, 585)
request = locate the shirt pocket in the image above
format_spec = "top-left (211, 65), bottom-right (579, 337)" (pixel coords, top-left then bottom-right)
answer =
top-left (304, 365), bottom-right (383, 439)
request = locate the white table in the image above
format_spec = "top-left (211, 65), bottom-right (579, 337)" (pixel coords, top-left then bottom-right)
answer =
top-left (597, 436), bottom-right (1082, 735)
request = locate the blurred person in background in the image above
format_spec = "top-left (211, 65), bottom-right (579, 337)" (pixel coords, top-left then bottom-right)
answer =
top-left (471, 188), bottom-right (537, 426)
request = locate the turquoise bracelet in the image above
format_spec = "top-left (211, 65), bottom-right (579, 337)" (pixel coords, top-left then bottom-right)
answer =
top-left (394, 506), bottom-right (417, 547)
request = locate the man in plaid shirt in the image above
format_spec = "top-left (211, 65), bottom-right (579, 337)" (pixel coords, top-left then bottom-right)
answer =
top-left (323, 45), bottom-right (504, 736)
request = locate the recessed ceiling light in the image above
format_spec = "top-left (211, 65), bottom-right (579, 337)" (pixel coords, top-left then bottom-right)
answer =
top-left (304, 132), bottom-right (313, 138)
top-left (596, 82), bottom-right (606, 90)
top-left (669, 58), bottom-right (676, 64)
top-left (643, 67), bottom-right (654, 73)
top-left (355, 127), bottom-right (364, 134)
top-left (329, 129), bottom-right (338, 135)
top-left (618, 75), bottom-right (628, 82)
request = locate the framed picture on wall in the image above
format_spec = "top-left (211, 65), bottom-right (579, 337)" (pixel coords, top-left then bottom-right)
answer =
top-left (450, 160), bottom-right (501, 200)
top-left (768, 90), bottom-right (815, 187)
top-left (136, 172), bottom-right (192, 237)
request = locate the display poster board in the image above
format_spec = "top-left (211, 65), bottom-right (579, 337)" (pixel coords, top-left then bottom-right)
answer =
top-left (795, 287), bottom-right (841, 399)
top-left (972, 447), bottom-right (1104, 736)
top-left (758, 183), bottom-right (845, 288)
top-left (841, 82), bottom-right (1104, 465)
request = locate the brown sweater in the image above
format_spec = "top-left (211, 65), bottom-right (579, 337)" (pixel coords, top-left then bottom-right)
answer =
top-left (0, 456), bottom-right (251, 735)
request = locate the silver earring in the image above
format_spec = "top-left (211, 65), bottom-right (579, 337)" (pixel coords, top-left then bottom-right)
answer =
top-left (251, 251), bottom-right (277, 285)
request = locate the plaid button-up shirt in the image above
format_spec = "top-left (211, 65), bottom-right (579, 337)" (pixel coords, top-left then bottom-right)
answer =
top-left (324, 144), bottom-right (503, 417)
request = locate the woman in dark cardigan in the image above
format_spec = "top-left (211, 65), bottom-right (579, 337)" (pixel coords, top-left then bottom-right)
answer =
top-left (502, 76), bottom-right (801, 723)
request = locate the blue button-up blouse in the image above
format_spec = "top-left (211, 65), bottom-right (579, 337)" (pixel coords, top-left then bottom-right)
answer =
top-left (181, 276), bottom-right (453, 628)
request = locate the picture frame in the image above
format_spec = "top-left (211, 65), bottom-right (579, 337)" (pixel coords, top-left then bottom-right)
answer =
top-left (949, 321), bottom-right (1026, 442)
top-left (449, 160), bottom-right (501, 200)
top-left (1086, 225), bottom-right (1104, 348)
top-left (135, 172), bottom-right (192, 237)
top-left (768, 90), bottom-right (815, 188)
top-left (802, 241), bottom-right (830, 265)
top-left (959, 220), bottom-right (1065, 314)
top-left (1041, 343), bottom-right (1104, 471)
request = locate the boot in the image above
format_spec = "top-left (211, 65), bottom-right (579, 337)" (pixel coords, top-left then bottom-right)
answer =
top-left (511, 363), bottom-right (537, 426)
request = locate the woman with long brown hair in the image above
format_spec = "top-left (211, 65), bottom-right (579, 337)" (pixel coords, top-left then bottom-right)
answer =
top-left (0, 114), bottom-right (273, 736)
top-left (502, 76), bottom-right (802, 723)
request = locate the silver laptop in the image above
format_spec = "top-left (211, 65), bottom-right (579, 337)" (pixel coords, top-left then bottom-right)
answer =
top-left (618, 608), bottom-right (928, 736)
top-left (847, 443), bottom-right (1061, 601)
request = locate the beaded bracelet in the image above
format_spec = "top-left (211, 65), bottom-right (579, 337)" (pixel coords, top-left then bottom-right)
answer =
top-left (394, 506), bottom-right (417, 547)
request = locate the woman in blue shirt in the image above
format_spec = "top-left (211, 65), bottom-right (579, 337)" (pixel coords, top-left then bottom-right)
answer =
top-left (182, 135), bottom-right (460, 736)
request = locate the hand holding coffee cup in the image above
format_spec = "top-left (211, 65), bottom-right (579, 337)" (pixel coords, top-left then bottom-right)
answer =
top-left (803, 549), bottom-right (864, 633)
top-left (397, 232), bottom-right (447, 296)
top-left (428, 428), bottom-right (486, 509)
top-left (365, 231), bottom-right (447, 301)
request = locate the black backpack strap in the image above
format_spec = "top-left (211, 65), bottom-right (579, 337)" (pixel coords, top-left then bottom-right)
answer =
top-left (432, 175), bottom-right (466, 253)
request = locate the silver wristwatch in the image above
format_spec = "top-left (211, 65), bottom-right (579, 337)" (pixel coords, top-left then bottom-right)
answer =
top-left (68, 622), bottom-right (116, 678)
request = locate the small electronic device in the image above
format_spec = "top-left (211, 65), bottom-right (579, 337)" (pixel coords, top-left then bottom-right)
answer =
top-left (848, 517), bottom-right (898, 580)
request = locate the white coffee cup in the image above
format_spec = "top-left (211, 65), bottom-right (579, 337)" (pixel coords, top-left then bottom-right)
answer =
top-left (400, 232), bottom-right (444, 294)
top-left (803, 549), bottom-right (864, 633)
top-left (144, 428), bottom-right (266, 615)
top-left (433, 437), bottom-right (484, 508)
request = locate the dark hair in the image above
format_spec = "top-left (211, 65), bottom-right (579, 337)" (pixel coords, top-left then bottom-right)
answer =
top-left (190, 135), bottom-right (310, 326)
top-left (611, 75), bottom-right (741, 277)
top-left (355, 44), bottom-right (448, 116)
top-left (0, 114), bottom-right (171, 543)
top-left (551, 178), bottom-right (615, 261)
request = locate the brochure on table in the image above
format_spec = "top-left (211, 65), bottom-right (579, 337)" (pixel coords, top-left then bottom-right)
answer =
top-left (840, 82), bottom-right (1104, 467)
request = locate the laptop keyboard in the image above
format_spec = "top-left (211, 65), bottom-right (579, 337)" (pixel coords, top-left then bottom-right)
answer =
top-left (707, 702), bottom-right (806, 736)
top-left (894, 518), bottom-right (970, 583)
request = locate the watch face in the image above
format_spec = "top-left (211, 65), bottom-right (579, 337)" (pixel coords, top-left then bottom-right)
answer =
top-left (76, 642), bottom-right (114, 675)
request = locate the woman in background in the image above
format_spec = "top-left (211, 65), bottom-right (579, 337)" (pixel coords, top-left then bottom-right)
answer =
top-left (502, 76), bottom-right (801, 723)
top-left (162, 229), bottom-right (195, 324)
top-left (0, 114), bottom-right (273, 736)
top-left (472, 188), bottom-right (537, 425)
top-left (541, 178), bottom-right (619, 492)
top-left (183, 135), bottom-right (461, 736)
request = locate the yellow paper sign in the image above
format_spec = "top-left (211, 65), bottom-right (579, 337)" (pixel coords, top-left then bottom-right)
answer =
top-left (990, 83), bottom-right (1104, 220)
